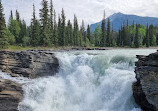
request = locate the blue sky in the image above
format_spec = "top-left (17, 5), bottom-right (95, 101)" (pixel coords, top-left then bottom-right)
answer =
top-left (2, 0), bottom-right (158, 25)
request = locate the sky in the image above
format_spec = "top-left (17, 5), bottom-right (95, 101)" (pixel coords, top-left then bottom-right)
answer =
top-left (2, 0), bottom-right (158, 26)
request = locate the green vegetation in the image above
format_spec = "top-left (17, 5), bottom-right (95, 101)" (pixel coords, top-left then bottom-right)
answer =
top-left (0, 0), bottom-right (158, 49)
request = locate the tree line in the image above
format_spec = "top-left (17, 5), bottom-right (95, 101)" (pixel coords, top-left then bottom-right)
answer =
top-left (0, 0), bottom-right (158, 49)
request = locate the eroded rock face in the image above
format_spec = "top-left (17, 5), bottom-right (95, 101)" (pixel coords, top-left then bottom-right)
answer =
top-left (133, 51), bottom-right (158, 111)
top-left (0, 50), bottom-right (59, 78)
top-left (0, 79), bottom-right (22, 111)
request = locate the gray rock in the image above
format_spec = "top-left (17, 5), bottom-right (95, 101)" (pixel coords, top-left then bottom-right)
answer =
top-left (0, 50), bottom-right (59, 78)
top-left (133, 51), bottom-right (158, 111)
top-left (0, 79), bottom-right (22, 111)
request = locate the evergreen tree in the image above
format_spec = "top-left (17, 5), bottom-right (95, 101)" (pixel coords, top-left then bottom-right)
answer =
top-left (93, 24), bottom-right (101, 46)
top-left (53, 10), bottom-right (58, 46)
top-left (127, 19), bottom-right (129, 27)
top-left (16, 10), bottom-right (20, 23)
top-left (16, 10), bottom-right (22, 43)
top-left (20, 20), bottom-right (27, 44)
top-left (87, 24), bottom-right (91, 44)
top-left (120, 25), bottom-right (123, 46)
top-left (31, 4), bottom-right (40, 46)
top-left (117, 29), bottom-right (121, 46)
top-left (39, 0), bottom-right (50, 46)
top-left (58, 15), bottom-right (62, 45)
top-left (122, 25), bottom-right (127, 46)
top-left (149, 24), bottom-right (154, 46)
top-left (132, 20), bottom-right (135, 29)
top-left (66, 20), bottom-right (73, 46)
top-left (106, 18), bottom-right (111, 46)
top-left (79, 29), bottom-right (82, 47)
top-left (8, 10), bottom-right (14, 33)
top-left (146, 24), bottom-right (149, 47)
top-left (49, 0), bottom-right (54, 44)
top-left (8, 11), bottom-right (20, 44)
top-left (135, 24), bottom-right (139, 48)
top-left (0, 0), bottom-right (8, 48)
top-left (49, 0), bottom-right (54, 32)
top-left (61, 8), bottom-right (66, 46)
top-left (73, 15), bottom-right (79, 46)
top-left (81, 20), bottom-right (86, 46)
top-left (101, 10), bottom-right (106, 47)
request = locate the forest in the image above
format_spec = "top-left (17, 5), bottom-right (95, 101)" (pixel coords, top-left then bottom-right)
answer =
top-left (0, 0), bottom-right (158, 49)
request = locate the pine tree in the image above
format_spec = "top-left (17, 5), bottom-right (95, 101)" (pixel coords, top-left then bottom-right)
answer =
top-left (135, 24), bottom-right (139, 48)
top-left (39, 0), bottom-right (50, 46)
top-left (9, 10), bottom-right (13, 22)
top-left (8, 10), bottom-right (14, 33)
top-left (8, 18), bottom-right (20, 43)
top-left (81, 20), bottom-right (86, 46)
top-left (87, 24), bottom-right (91, 44)
top-left (15, 10), bottom-right (27, 44)
top-left (146, 24), bottom-right (149, 47)
top-left (58, 15), bottom-right (62, 45)
top-left (66, 20), bottom-right (73, 46)
top-left (16, 10), bottom-right (20, 23)
top-left (61, 8), bottom-right (66, 46)
top-left (53, 10), bottom-right (58, 46)
top-left (20, 20), bottom-right (27, 44)
top-left (49, 0), bottom-right (54, 32)
top-left (122, 25), bottom-right (127, 46)
top-left (79, 29), bottom-right (82, 47)
top-left (149, 24), bottom-right (154, 46)
top-left (117, 30), bottom-right (121, 46)
top-left (120, 25), bottom-right (123, 46)
top-left (49, 0), bottom-right (54, 44)
top-left (101, 10), bottom-right (106, 47)
top-left (73, 15), bottom-right (79, 46)
top-left (93, 25), bottom-right (101, 46)
top-left (9, 10), bottom-right (21, 44)
top-left (127, 19), bottom-right (129, 27)
top-left (106, 18), bottom-right (111, 46)
top-left (31, 4), bottom-right (40, 46)
top-left (0, 0), bottom-right (8, 48)
top-left (132, 20), bottom-right (135, 29)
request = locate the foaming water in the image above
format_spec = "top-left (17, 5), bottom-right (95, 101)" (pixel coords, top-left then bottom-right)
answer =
top-left (0, 49), bottom-right (156, 111)
top-left (0, 71), bottom-right (30, 84)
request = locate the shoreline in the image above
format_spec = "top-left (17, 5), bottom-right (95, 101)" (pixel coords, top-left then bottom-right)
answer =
top-left (0, 46), bottom-right (158, 51)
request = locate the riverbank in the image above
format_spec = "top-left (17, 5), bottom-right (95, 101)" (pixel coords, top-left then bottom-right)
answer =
top-left (1, 45), bottom-right (158, 51)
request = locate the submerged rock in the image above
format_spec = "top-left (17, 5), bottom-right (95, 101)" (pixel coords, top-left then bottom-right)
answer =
top-left (0, 50), bottom-right (59, 78)
top-left (0, 79), bottom-right (22, 111)
top-left (133, 51), bottom-right (158, 111)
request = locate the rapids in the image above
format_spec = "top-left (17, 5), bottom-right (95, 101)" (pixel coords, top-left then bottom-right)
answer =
top-left (0, 49), bottom-right (156, 111)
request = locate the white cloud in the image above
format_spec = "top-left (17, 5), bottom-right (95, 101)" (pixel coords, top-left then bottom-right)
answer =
top-left (2, 0), bottom-right (158, 26)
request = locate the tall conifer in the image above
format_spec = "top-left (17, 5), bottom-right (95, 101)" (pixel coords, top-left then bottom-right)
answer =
top-left (0, 0), bottom-right (8, 48)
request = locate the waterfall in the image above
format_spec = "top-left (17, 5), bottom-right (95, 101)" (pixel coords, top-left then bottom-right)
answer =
top-left (0, 49), bottom-right (156, 111)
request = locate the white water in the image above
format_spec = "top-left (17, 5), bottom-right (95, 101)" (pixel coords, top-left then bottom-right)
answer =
top-left (0, 49), bottom-right (156, 111)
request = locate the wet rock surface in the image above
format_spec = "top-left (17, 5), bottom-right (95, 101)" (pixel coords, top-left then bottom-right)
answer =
top-left (133, 51), bottom-right (158, 111)
top-left (0, 79), bottom-right (22, 111)
top-left (0, 50), bottom-right (59, 78)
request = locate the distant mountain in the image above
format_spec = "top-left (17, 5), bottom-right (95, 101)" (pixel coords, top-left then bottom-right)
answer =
top-left (90, 12), bottom-right (158, 32)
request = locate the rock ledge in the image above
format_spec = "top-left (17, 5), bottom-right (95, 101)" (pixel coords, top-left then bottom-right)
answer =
top-left (133, 50), bottom-right (158, 111)
top-left (0, 50), bottom-right (59, 78)
top-left (0, 79), bottom-right (22, 111)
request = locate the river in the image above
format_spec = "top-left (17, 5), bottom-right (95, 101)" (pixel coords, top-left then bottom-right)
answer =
top-left (0, 49), bottom-right (156, 111)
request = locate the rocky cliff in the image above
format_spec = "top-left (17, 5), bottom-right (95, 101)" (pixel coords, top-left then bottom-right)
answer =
top-left (133, 51), bottom-right (158, 111)
top-left (0, 50), bottom-right (59, 111)
top-left (0, 79), bottom-right (22, 111)
top-left (0, 50), bottom-right (59, 78)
